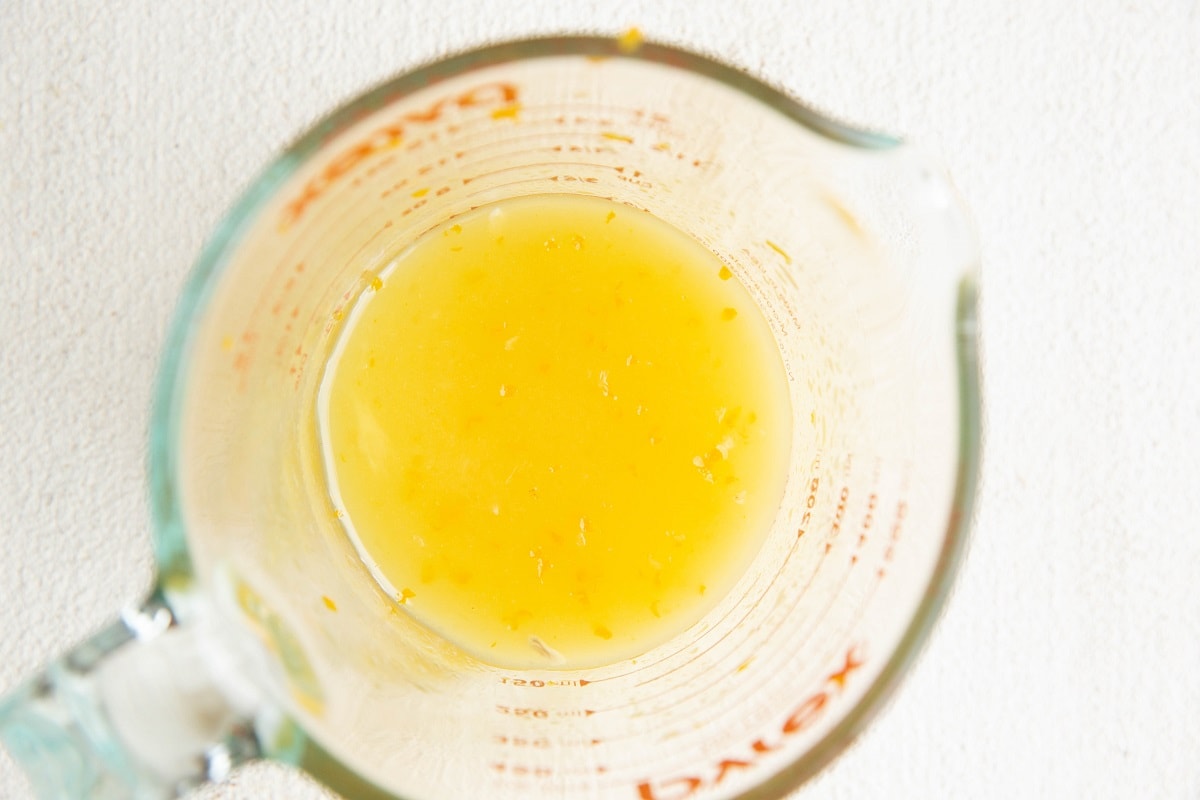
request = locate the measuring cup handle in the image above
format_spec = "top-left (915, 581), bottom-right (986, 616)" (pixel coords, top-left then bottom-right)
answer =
top-left (0, 591), bottom-right (264, 799)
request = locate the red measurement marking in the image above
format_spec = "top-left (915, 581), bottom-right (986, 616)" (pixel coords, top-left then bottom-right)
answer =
top-left (830, 486), bottom-right (850, 537)
top-left (828, 647), bottom-right (864, 689)
top-left (495, 705), bottom-right (549, 719)
top-left (750, 738), bottom-right (780, 754)
top-left (635, 645), bottom-right (865, 800)
top-left (291, 352), bottom-right (308, 390)
top-left (491, 763), bottom-right (553, 778)
top-left (797, 455), bottom-right (822, 538)
top-left (555, 708), bottom-right (596, 718)
top-left (499, 677), bottom-right (590, 687)
top-left (891, 501), bottom-right (907, 542)
top-left (279, 82), bottom-right (517, 229)
top-left (493, 735), bottom-right (550, 749)
top-left (857, 493), bottom-right (878, 548)
top-left (549, 175), bottom-right (600, 184)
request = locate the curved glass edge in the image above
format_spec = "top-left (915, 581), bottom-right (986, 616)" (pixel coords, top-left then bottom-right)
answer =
top-left (739, 273), bottom-right (982, 800)
top-left (275, 274), bottom-right (983, 800)
top-left (286, 36), bottom-right (899, 161)
top-left (148, 35), bottom-right (899, 589)
top-left (145, 33), bottom-right (919, 798)
top-left (147, 154), bottom-right (303, 584)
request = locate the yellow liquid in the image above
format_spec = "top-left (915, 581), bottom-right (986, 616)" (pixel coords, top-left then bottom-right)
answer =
top-left (321, 194), bottom-right (791, 669)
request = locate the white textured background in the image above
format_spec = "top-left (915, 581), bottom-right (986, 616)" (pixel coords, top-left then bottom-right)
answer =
top-left (2, 1), bottom-right (1199, 798)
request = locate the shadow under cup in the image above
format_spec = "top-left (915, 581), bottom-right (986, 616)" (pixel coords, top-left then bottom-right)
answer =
top-left (159, 38), bottom-right (978, 800)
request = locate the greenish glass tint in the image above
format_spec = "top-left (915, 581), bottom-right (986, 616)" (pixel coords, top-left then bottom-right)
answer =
top-left (149, 35), bottom-right (899, 575)
top-left (2, 35), bottom-right (978, 800)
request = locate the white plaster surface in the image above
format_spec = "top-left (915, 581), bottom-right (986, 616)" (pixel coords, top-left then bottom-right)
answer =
top-left (2, 1), bottom-right (1199, 798)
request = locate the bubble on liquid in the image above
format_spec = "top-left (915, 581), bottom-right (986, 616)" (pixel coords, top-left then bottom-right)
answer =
top-left (488, 206), bottom-right (505, 238)
top-left (715, 436), bottom-right (735, 459)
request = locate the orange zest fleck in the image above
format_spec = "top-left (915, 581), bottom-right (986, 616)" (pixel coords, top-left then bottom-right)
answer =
top-left (617, 27), bottom-right (644, 53)
top-left (491, 103), bottom-right (522, 120)
top-left (765, 240), bottom-right (792, 265)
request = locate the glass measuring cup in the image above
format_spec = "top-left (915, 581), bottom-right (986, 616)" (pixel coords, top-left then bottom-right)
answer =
top-left (0, 35), bottom-right (979, 800)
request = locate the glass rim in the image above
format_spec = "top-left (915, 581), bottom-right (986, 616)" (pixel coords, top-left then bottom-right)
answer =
top-left (147, 33), bottom-right (980, 800)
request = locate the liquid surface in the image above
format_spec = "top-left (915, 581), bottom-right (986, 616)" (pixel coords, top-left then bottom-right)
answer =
top-left (321, 194), bottom-right (791, 668)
